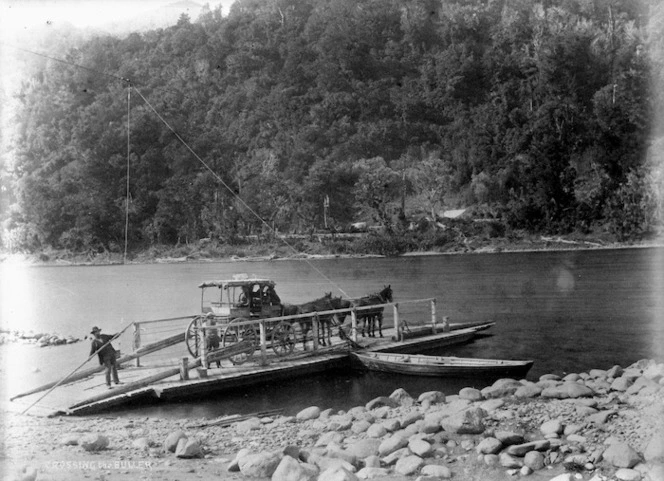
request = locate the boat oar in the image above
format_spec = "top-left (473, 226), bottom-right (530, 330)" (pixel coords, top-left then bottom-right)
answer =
top-left (19, 319), bottom-right (135, 415)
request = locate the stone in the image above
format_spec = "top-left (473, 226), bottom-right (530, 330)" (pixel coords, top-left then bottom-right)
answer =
top-left (587, 410), bottom-right (617, 425)
top-left (389, 388), bottom-right (414, 406)
top-left (589, 369), bottom-right (608, 378)
top-left (499, 452), bottom-right (523, 468)
top-left (626, 376), bottom-right (660, 395)
top-left (540, 419), bottom-right (564, 436)
top-left (236, 417), bottom-right (262, 433)
top-left (381, 448), bottom-right (410, 466)
top-left (481, 379), bottom-right (523, 398)
top-left (366, 396), bottom-right (398, 410)
top-left (394, 455), bottom-right (425, 475)
top-left (643, 362), bottom-right (664, 382)
top-left (421, 464), bottom-right (452, 478)
top-left (272, 455), bottom-right (318, 481)
top-left (175, 438), bottom-right (203, 458)
top-left (476, 437), bottom-right (503, 454)
top-left (408, 438), bottom-right (433, 457)
top-left (520, 466), bottom-right (533, 476)
top-left (515, 383), bottom-right (543, 398)
top-left (505, 440), bottom-right (550, 456)
top-left (567, 434), bottom-right (587, 444)
top-left (644, 431), bottom-right (664, 463)
top-left (607, 365), bottom-right (624, 378)
top-left (549, 474), bottom-right (574, 481)
top-left (238, 452), bottom-right (282, 477)
top-left (372, 406), bottom-right (391, 419)
top-left (351, 420), bottom-right (371, 434)
top-left (364, 456), bottom-right (380, 468)
top-left (478, 398), bottom-right (505, 412)
top-left (60, 434), bottom-right (79, 446)
top-left (645, 463), bottom-right (664, 481)
top-left (316, 432), bottom-right (345, 447)
top-left (132, 437), bottom-right (151, 450)
top-left (482, 454), bottom-right (499, 466)
top-left (378, 435), bottom-right (409, 457)
top-left (459, 387), bottom-right (483, 401)
top-left (524, 451), bottom-right (545, 470)
top-left (611, 376), bottom-right (636, 392)
top-left (317, 467), bottom-right (359, 481)
top-left (228, 448), bottom-right (251, 471)
top-left (366, 424), bottom-right (387, 438)
top-left (400, 411), bottom-right (423, 428)
top-left (539, 374), bottom-right (562, 381)
top-left (327, 447), bottom-right (359, 468)
top-left (80, 433), bottom-right (109, 452)
top-left (615, 468), bottom-right (642, 481)
top-left (355, 467), bottom-right (390, 479)
top-left (347, 438), bottom-right (381, 459)
top-left (494, 431), bottom-right (525, 446)
top-left (440, 407), bottom-right (486, 434)
top-left (297, 406), bottom-right (322, 421)
top-left (541, 382), bottom-right (594, 399)
top-left (418, 391), bottom-right (445, 405)
top-left (563, 373), bottom-right (582, 382)
top-left (603, 442), bottom-right (642, 468)
top-left (382, 418), bottom-right (401, 432)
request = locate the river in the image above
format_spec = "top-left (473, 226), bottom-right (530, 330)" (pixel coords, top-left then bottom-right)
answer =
top-left (1, 247), bottom-right (663, 418)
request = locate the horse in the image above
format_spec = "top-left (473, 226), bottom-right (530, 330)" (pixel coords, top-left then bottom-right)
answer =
top-left (352, 285), bottom-right (393, 338)
top-left (282, 293), bottom-right (352, 349)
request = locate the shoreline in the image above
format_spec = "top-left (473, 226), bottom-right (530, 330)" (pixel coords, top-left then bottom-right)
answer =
top-left (1, 236), bottom-right (663, 268)
top-left (2, 358), bottom-right (663, 481)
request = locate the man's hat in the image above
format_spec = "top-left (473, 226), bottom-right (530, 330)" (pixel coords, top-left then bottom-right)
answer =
top-left (90, 326), bottom-right (101, 334)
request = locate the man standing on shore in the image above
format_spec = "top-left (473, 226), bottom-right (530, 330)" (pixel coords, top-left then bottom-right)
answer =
top-left (90, 326), bottom-right (122, 389)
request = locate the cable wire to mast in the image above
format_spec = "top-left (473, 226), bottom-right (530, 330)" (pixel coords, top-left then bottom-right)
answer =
top-left (9, 43), bottom-right (350, 297)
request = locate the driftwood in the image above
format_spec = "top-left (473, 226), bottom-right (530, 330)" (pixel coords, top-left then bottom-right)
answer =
top-left (192, 408), bottom-right (284, 428)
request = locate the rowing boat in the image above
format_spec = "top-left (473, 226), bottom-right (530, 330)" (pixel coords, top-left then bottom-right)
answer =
top-left (350, 351), bottom-right (533, 378)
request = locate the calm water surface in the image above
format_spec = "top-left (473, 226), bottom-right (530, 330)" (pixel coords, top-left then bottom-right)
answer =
top-left (1, 247), bottom-right (662, 418)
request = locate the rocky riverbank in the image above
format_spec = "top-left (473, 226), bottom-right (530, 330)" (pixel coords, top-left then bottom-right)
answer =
top-left (3, 359), bottom-right (663, 481)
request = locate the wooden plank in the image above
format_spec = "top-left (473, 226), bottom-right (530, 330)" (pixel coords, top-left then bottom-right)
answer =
top-left (67, 341), bottom-right (252, 411)
top-left (10, 332), bottom-right (186, 401)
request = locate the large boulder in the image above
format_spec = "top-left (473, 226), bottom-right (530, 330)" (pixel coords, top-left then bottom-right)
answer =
top-left (440, 407), bottom-right (486, 434)
top-left (458, 387), bottom-right (483, 401)
top-left (421, 464), bottom-right (452, 478)
top-left (346, 439), bottom-right (381, 459)
top-left (602, 442), bottom-right (642, 468)
top-left (394, 455), bottom-right (425, 475)
top-left (175, 438), bottom-right (203, 458)
top-left (541, 382), bottom-right (594, 399)
top-left (297, 406), bottom-right (322, 421)
top-left (378, 435), bottom-right (408, 457)
top-left (317, 467), bottom-right (359, 481)
top-left (418, 391), bottom-right (445, 405)
top-left (481, 379), bottom-right (523, 398)
top-left (389, 388), bottom-right (414, 407)
top-left (238, 451), bottom-right (282, 477)
top-left (475, 437), bottom-right (503, 455)
top-left (272, 455), bottom-right (318, 481)
top-left (644, 431), bottom-right (664, 463)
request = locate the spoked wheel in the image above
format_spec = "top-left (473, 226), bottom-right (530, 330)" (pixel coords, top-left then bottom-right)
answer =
top-left (185, 316), bottom-right (203, 358)
top-left (222, 318), bottom-right (257, 365)
top-left (271, 321), bottom-right (295, 357)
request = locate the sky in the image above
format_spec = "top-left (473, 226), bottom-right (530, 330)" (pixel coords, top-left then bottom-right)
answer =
top-left (0, 0), bottom-right (237, 35)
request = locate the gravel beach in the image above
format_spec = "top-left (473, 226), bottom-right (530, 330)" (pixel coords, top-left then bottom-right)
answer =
top-left (2, 358), bottom-right (663, 481)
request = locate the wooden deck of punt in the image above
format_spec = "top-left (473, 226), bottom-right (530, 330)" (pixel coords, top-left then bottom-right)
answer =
top-left (10, 323), bottom-right (493, 417)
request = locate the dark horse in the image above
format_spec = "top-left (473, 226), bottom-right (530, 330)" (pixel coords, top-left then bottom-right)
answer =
top-left (352, 285), bottom-right (393, 338)
top-left (281, 293), bottom-right (352, 350)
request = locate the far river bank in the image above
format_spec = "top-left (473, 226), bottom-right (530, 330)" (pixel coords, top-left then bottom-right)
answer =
top-left (1, 230), bottom-right (662, 267)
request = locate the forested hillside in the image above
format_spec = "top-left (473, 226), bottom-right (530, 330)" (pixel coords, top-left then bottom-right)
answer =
top-left (2, 0), bottom-right (663, 256)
